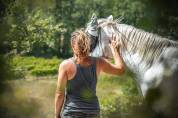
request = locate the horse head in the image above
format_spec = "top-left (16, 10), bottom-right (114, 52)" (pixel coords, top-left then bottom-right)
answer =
top-left (86, 15), bottom-right (122, 58)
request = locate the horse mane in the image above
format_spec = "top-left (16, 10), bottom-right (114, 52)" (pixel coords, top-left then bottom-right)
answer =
top-left (119, 24), bottom-right (178, 67)
top-left (99, 19), bottom-right (178, 67)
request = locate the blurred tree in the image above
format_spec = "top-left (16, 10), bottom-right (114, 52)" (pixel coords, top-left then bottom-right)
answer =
top-left (5, 0), bottom-right (66, 57)
top-left (55, 0), bottom-right (75, 57)
top-left (0, 0), bottom-right (14, 86)
top-left (1, 0), bottom-right (177, 57)
top-left (145, 0), bottom-right (178, 39)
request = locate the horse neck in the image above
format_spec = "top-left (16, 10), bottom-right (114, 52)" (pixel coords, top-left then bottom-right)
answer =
top-left (120, 46), bottom-right (147, 76)
top-left (169, 39), bottom-right (178, 48)
top-left (116, 24), bottom-right (170, 75)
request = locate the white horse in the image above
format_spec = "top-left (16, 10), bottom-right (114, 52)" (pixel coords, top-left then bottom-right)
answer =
top-left (85, 15), bottom-right (178, 117)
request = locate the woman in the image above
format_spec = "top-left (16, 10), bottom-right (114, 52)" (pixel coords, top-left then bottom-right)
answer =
top-left (54, 29), bottom-right (125, 118)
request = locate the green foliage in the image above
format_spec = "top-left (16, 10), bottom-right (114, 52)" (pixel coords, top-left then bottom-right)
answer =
top-left (11, 56), bottom-right (61, 77)
top-left (3, 0), bottom-right (177, 57)
top-left (6, 0), bottom-right (66, 55)
top-left (31, 67), bottom-right (57, 76)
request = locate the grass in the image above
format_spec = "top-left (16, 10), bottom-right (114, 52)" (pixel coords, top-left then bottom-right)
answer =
top-left (97, 73), bottom-right (142, 118)
top-left (11, 56), bottom-right (61, 77)
top-left (0, 74), bottom-right (155, 118)
top-left (0, 78), bottom-right (56, 118)
top-left (0, 56), bottom-right (155, 118)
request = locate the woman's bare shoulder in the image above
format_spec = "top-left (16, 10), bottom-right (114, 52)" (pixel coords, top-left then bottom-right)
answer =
top-left (59, 58), bottom-right (75, 70)
top-left (59, 58), bottom-right (76, 80)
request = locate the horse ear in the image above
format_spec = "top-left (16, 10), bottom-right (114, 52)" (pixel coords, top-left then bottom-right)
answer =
top-left (107, 15), bottom-right (113, 21)
top-left (91, 13), bottom-right (97, 20)
top-left (90, 13), bottom-right (98, 25)
top-left (85, 13), bottom-right (98, 37)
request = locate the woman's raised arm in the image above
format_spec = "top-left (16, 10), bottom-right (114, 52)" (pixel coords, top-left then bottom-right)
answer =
top-left (97, 34), bottom-right (125, 76)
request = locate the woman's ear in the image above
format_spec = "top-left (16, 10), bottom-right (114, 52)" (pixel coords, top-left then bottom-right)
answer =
top-left (107, 15), bottom-right (113, 21)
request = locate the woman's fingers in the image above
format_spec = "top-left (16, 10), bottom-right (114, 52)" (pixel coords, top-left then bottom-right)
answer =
top-left (109, 33), bottom-right (121, 49)
top-left (113, 34), bottom-right (116, 41)
top-left (109, 33), bottom-right (114, 44)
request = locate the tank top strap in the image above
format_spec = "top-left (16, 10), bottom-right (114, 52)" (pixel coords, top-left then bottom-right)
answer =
top-left (91, 57), bottom-right (97, 67)
top-left (91, 57), bottom-right (97, 79)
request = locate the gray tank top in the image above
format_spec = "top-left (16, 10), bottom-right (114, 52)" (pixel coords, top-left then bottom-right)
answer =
top-left (62, 57), bottom-right (100, 115)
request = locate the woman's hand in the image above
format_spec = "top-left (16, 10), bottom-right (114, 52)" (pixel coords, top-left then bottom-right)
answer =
top-left (98, 33), bottom-right (124, 76)
top-left (109, 33), bottom-right (120, 54)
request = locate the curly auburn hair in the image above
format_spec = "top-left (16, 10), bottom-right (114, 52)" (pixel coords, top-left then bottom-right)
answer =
top-left (71, 29), bottom-right (90, 59)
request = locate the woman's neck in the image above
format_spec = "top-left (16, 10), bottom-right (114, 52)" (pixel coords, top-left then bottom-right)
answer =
top-left (74, 55), bottom-right (91, 65)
